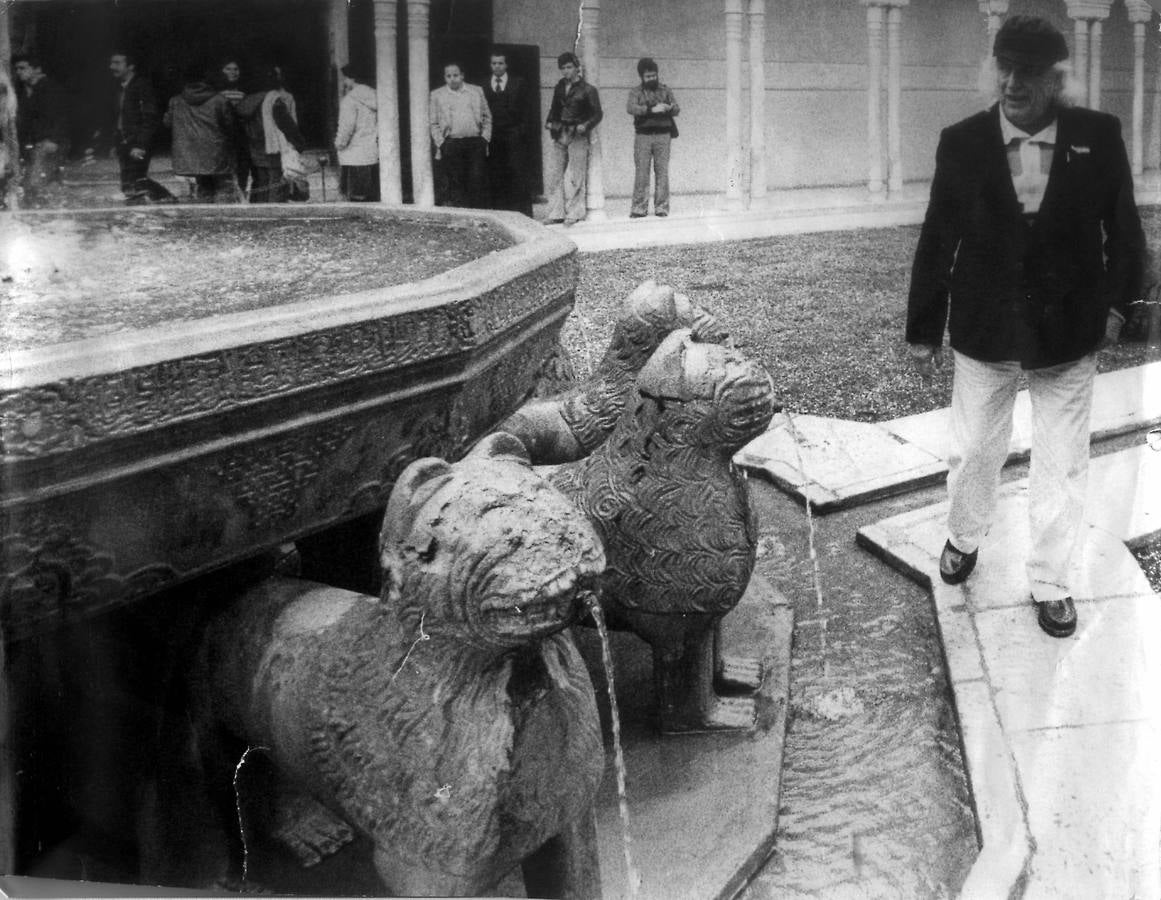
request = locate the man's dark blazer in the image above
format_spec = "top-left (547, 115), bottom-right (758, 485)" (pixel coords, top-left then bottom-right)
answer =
top-left (907, 103), bottom-right (1145, 369)
top-left (484, 74), bottom-right (529, 136)
top-left (116, 74), bottom-right (162, 153)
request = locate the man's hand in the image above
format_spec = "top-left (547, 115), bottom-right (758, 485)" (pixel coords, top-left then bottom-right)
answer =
top-left (907, 343), bottom-right (943, 381)
top-left (129, 147), bottom-right (146, 161)
top-left (576, 123), bottom-right (587, 135)
top-left (1098, 309), bottom-right (1124, 352)
top-left (39, 140), bottom-right (59, 154)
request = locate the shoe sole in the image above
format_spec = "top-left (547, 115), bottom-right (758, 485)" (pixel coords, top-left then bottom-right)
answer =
top-left (1036, 604), bottom-right (1077, 638)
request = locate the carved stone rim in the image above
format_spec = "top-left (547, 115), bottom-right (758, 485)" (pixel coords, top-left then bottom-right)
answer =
top-left (3, 205), bottom-right (576, 391)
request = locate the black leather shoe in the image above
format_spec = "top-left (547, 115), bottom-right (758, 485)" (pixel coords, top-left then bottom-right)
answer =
top-left (1036, 597), bottom-right (1077, 638)
top-left (939, 540), bottom-right (977, 585)
top-left (629, 212), bottom-right (646, 218)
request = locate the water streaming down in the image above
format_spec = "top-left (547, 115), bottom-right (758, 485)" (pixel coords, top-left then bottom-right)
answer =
top-left (587, 598), bottom-right (642, 900)
top-left (784, 411), bottom-right (828, 674)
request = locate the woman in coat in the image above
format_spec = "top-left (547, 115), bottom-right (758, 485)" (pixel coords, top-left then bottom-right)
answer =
top-left (334, 64), bottom-right (379, 202)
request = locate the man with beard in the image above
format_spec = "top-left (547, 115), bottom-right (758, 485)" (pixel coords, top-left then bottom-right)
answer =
top-left (626, 57), bottom-right (679, 218)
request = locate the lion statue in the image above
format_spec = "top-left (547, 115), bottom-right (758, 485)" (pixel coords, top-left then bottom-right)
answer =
top-left (500, 279), bottom-right (725, 464)
top-left (189, 434), bottom-right (607, 898)
top-left (547, 329), bottom-right (778, 733)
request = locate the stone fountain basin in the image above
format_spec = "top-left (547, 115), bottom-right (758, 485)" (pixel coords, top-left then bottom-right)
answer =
top-left (1, 204), bottom-right (578, 640)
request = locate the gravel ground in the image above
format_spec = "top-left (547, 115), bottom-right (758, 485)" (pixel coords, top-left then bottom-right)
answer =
top-left (571, 214), bottom-right (1161, 586)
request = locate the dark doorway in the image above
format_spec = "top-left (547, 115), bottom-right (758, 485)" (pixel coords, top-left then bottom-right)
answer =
top-left (10, 0), bottom-right (332, 154)
top-left (348, 0), bottom-right (541, 205)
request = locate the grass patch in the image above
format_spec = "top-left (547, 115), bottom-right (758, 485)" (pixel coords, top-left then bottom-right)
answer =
top-left (569, 210), bottom-right (1159, 422)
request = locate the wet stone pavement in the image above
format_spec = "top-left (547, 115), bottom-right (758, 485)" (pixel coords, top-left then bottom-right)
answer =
top-left (741, 475), bottom-right (978, 900)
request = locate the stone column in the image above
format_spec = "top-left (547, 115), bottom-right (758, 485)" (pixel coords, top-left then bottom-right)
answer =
top-left (0, 2), bottom-right (18, 209)
top-left (580, 0), bottom-right (606, 221)
top-left (724, 0), bottom-right (746, 208)
top-left (1126, 0), bottom-right (1153, 176)
top-left (328, 0), bottom-right (350, 140)
top-left (1088, 19), bottom-right (1102, 110)
top-left (407, 0), bottom-right (435, 206)
top-left (861, 1), bottom-right (885, 197)
top-left (1072, 17), bottom-right (1089, 107)
top-left (373, 0), bottom-right (403, 204)
top-left (1149, 54), bottom-right (1161, 171)
top-left (885, 1), bottom-right (908, 194)
top-left (1066, 1), bottom-right (1113, 108)
top-left (977, 0), bottom-right (1009, 44)
top-left (748, 0), bottom-right (767, 202)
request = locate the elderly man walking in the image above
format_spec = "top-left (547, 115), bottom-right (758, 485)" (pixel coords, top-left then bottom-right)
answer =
top-left (626, 57), bottom-right (679, 218)
top-left (906, 15), bottom-right (1145, 638)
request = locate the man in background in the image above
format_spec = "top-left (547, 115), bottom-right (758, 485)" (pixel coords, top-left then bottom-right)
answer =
top-left (544, 51), bottom-right (601, 226)
top-left (429, 61), bottom-right (491, 208)
top-left (108, 50), bottom-right (175, 204)
top-left (483, 49), bottom-right (532, 217)
top-left (13, 53), bottom-right (70, 204)
top-left (626, 57), bottom-right (679, 218)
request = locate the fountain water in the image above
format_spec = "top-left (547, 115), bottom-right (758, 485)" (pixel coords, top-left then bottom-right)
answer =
top-left (587, 599), bottom-right (641, 900)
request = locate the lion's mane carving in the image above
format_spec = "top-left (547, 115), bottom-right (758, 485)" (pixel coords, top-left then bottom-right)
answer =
top-left (191, 434), bottom-right (607, 898)
top-left (548, 330), bottom-right (778, 733)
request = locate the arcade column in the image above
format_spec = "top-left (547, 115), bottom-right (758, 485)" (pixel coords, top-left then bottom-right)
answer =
top-left (1126, 0), bottom-right (1155, 177)
top-left (859, 0), bottom-right (908, 198)
top-left (373, 0), bottom-right (404, 204)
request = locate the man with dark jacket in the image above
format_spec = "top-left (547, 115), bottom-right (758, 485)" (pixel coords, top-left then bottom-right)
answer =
top-left (164, 66), bottom-right (239, 202)
top-left (13, 53), bottom-right (70, 202)
top-left (483, 49), bottom-right (532, 216)
top-left (544, 51), bottom-right (602, 226)
top-left (626, 57), bottom-right (679, 218)
top-left (906, 16), bottom-right (1145, 638)
top-left (108, 51), bottom-right (175, 204)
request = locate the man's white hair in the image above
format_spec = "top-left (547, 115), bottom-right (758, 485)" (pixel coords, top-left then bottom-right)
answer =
top-left (977, 56), bottom-right (1084, 109)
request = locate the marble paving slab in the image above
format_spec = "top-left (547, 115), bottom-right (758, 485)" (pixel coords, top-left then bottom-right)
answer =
top-left (734, 414), bottom-right (945, 513)
top-left (855, 442), bottom-right (1161, 900)
top-left (574, 575), bottom-right (794, 900)
top-left (737, 362), bottom-right (1161, 514)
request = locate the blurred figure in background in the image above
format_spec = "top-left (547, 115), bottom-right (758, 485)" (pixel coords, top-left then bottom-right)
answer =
top-left (13, 53), bottom-right (70, 205)
top-left (214, 57), bottom-right (251, 194)
top-left (164, 63), bottom-right (240, 203)
top-left (334, 63), bottom-right (378, 202)
top-left (108, 50), bottom-right (175, 204)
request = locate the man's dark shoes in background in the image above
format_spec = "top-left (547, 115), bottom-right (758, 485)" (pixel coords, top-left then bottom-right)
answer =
top-left (939, 540), bottom-right (977, 585)
top-left (1036, 596), bottom-right (1077, 638)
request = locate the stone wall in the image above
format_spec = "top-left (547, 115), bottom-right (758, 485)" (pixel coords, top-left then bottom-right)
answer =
top-left (495, 0), bottom-right (1161, 198)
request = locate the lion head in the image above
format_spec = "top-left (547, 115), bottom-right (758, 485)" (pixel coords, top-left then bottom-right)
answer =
top-left (379, 434), bottom-right (606, 651)
top-left (635, 329), bottom-right (778, 452)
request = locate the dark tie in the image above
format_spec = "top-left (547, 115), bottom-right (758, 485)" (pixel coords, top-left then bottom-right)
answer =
top-left (494, 78), bottom-right (502, 93)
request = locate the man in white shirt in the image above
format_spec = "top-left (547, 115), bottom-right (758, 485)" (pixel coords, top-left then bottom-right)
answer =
top-left (429, 62), bottom-right (491, 207)
top-left (905, 15), bottom-right (1145, 638)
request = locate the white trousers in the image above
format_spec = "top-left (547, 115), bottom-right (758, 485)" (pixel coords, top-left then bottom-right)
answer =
top-left (946, 351), bottom-right (1097, 602)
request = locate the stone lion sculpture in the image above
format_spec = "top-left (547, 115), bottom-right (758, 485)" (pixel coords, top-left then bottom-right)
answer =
top-left (500, 279), bottom-right (724, 464)
top-left (190, 434), bottom-right (607, 898)
top-left (547, 329), bottom-right (778, 733)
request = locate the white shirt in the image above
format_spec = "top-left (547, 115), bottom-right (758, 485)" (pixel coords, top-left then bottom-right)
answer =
top-left (492, 73), bottom-right (508, 92)
top-left (999, 109), bottom-right (1056, 215)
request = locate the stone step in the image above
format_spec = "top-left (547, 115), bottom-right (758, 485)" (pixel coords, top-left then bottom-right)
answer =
top-left (854, 442), bottom-right (1161, 899)
top-left (736, 361), bottom-right (1161, 513)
